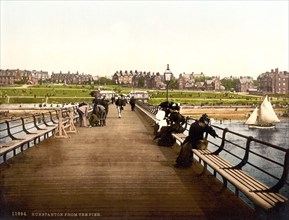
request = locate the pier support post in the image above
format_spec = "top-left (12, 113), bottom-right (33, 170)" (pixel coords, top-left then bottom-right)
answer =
top-left (54, 109), bottom-right (68, 138)
top-left (66, 108), bottom-right (77, 134)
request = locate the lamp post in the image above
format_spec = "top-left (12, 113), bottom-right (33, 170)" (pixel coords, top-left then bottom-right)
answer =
top-left (164, 64), bottom-right (172, 102)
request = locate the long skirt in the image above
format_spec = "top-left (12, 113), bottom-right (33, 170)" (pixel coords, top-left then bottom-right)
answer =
top-left (158, 132), bottom-right (176, 147)
top-left (176, 142), bottom-right (193, 167)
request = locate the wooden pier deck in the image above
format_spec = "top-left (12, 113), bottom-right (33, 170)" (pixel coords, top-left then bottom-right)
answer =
top-left (0, 104), bottom-right (255, 220)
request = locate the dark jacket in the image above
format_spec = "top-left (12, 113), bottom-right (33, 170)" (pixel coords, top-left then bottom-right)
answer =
top-left (129, 97), bottom-right (136, 105)
top-left (168, 112), bottom-right (186, 125)
top-left (115, 98), bottom-right (125, 107)
top-left (183, 120), bottom-right (217, 147)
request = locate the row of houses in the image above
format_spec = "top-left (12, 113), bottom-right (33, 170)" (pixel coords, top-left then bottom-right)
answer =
top-left (177, 73), bottom-right (222, 91)
top-left (0, 69), bottom-right (49, 85)
top-left (0, 69), bottom-right (93, 85)
top-left (112, 70), bottom-right (236, 92)
top-left (1, 68), bottom-right (288, 94)
top-left (112, 68), bottom-right (289, 94)
top-left (50, 71), bottom-right (93, 84)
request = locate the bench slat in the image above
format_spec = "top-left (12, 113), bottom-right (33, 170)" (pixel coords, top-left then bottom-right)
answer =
top-left (171, 132), bottom-right (287, 212)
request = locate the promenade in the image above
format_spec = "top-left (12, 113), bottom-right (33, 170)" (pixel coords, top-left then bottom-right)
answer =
top-left (0, 104), bottom-right (254, 220)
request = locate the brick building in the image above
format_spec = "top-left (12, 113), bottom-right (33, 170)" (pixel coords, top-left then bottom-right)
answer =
top-left (0, 69), bottom-right (33, 85)
top-left (51, 71), bottom-right (93, 84)
top-left (177, 73), bottom-right (195, 90)
top-left (31, 70), bottom-right (49, 84)
top-left (236, 76), bottom-right (254, 92)
top-left (257, 68), bottom-right (289, 94)
top-left (177, 72), bottom-right (222, 91)
top-left (112, 70), bottom-right (165, 89)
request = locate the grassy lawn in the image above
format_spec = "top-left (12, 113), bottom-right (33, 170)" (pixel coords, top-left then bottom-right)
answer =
top-left (0, 85), bottom-right (288, 106)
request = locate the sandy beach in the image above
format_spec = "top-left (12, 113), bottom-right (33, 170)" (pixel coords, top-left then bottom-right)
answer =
top-left (180, 107), bottom-right (287, 121)
top-left (1, 106), bottom-right (288, 121)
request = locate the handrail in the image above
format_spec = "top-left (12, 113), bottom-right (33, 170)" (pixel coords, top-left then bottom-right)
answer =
top-left (0, 108), bottom-right (78, 143)
top-left (136, 102), bottom-right (289, 194)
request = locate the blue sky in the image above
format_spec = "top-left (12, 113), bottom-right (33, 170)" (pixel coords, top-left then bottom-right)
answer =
top-left (0, 0), bottom-right (288, 79)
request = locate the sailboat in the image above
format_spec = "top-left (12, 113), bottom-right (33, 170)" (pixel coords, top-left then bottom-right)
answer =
top-left (245, 96), bottom-right (280, 129)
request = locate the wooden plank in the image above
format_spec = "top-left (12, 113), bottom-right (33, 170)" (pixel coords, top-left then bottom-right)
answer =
top-left (0, 105), bottom-right (255, 219)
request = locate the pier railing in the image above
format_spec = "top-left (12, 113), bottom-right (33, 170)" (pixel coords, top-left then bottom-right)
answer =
top-left (0, 107), bottom-right (81, 164)
top-left (136, 102), bottom-right (289, 213)
top-left (208, 124), bottom-right (289, 193)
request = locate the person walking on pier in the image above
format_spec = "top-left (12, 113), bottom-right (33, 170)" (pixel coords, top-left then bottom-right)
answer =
top-left (129, 96), bottom-right (136, 111)
top-left (115, 95), bottom-right (125, 118)
top-left (175, 114), bottom-right (218, 168)
top-left (111, 95), bottom-right (115, 104)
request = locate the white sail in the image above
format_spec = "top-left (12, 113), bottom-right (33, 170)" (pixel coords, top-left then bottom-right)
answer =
top-left (245, 107), bottom-right (258, 125)
top-left (259, 96), bottom-right (280, 124)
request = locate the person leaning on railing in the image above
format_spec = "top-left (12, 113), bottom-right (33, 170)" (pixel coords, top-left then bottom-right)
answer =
top-left (175, 114), bottom-right (218, 168)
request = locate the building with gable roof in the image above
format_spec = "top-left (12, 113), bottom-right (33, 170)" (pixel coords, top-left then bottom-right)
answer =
top-left (236, 76), bottom-right (254, 92)
top-left (0, 69), bottom-right (33, 85)
top-left (257, 68), bottom-right (289, 94)
top-left (51, 71), bottom-right (93, 84)
top-left (177, 73), bottom-right (195, 90)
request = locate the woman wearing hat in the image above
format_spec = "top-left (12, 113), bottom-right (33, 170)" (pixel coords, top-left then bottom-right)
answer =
top-left (154, 103), bottom-right (187, 147)
top-left (175, 114), bottom-right (218, 168)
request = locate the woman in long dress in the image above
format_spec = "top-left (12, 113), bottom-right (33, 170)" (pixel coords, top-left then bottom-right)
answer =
top-left (175, 114), bottom-right (218, 167)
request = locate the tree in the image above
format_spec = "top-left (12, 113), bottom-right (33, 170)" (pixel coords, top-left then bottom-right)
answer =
top-left (94, 77), bottom-right (114, 85)
top-left (138, 78), bottom-right (144, 88)
top-left (221, 78), bottom-right (238, 91)
top-left (194, 76), bottom-right (212, 82)
top-left (168, 78), bottom-right (177, 89)
top-left (15, 77), bottom-right (29, 84)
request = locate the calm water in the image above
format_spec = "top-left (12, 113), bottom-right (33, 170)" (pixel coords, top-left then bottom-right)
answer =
top-left (203, 119), bottom-right (289, 208)
top-left (211, 119), bottom-right (289, 149)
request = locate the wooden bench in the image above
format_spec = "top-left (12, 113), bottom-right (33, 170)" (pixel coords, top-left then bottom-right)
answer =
top-left (135, 103), bottom-right (289, 215)
top-left (0, 107), bottom-right (82, 162)
top-left (0, 112), bottom-right (60, 163)
top-left (171, 132), bottom-right (288, 214)
top-left (0, 105), bottom-right (90, 163)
